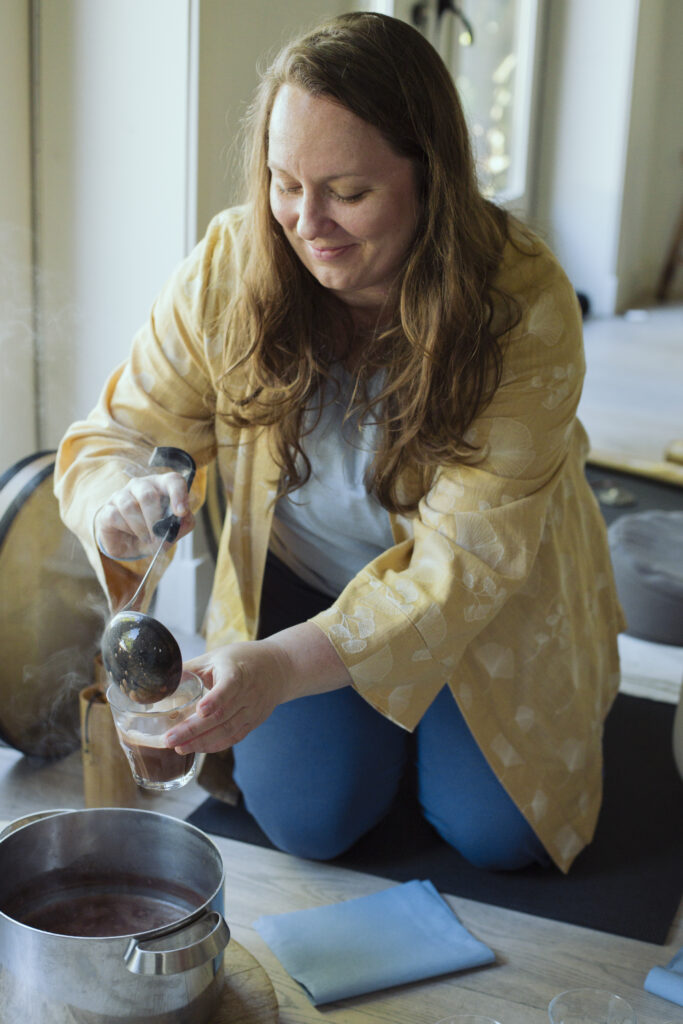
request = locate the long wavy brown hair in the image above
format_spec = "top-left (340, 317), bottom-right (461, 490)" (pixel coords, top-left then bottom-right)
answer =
top-left (218, 11), bottom-right (523, 514)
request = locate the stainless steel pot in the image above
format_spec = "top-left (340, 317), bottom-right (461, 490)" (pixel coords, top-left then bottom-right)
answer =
top-left (0, 808), bottom-right (230, 1023)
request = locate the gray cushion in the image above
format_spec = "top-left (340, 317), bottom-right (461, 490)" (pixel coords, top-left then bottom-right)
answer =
top-left (608, 510), bottom-right (683, 646)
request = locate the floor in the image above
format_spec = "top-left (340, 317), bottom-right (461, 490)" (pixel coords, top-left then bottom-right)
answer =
top-left (579, 301), bottom-right (683, 477)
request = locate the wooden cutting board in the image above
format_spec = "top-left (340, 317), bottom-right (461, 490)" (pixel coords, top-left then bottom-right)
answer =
top-left (215, 941), bottom-right (278, 1023)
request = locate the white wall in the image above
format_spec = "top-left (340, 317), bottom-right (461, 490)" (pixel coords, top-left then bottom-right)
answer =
top-left (532, 0), bottom-right (683, 313)
top-left (35, 0), bottom-right (193, 446)
top-left (0, 0), bottom-right (37, 469)
top-left (616, 0), bottom-right (683, 308)
top-left (195, 0), bottom-right (354, 237)
top-left (532, 0), bottom-right (640, 314)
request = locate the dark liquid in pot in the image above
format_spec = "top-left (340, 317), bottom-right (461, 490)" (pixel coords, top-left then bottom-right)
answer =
top-left (16, 892), bottom-right (185, 937)
top-left (121, 737), bottom-right (194, 783)
top-left (3, 872), bottom-right (204, 937)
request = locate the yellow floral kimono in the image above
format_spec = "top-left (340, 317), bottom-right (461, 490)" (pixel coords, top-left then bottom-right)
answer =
top-left (55, 207), bottom-right (624, 872)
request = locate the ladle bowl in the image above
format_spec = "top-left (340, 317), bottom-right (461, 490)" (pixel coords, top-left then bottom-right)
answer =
top-left (101, 611), bottom-right (183, 704)
top-left (100, 447), bottom-right (196, 704)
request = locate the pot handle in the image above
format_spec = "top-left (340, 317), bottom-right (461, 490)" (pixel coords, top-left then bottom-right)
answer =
top-left (124, 910), bottom-right (230, 976)
top-left (0, 808), bottom-right (73, 842)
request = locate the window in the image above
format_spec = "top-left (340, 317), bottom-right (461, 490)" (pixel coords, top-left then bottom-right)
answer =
top-left (389, 0), bottom-right (543, 209)
top-left (446, 0), bottom-right (540, 204)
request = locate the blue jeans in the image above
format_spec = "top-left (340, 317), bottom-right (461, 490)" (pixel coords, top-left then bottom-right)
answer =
top-left (232, 553), bottom-right (549, 871)
top-left (233, 683), bottom-right (549, 870)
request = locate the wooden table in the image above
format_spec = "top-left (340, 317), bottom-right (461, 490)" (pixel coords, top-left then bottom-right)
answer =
top-left (1, 746), bottom-right (682, 1024)
top-left (213, 834), bottom-right (683, 1024)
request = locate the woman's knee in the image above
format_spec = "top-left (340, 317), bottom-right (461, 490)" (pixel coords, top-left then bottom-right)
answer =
top-left (417, 686), bottom-right (550, 871)
top-left (232, 687), bottom-right (408, 860)
top-left (236, 752), bottom-right (403, 860)
top-left (245, 794), bottom-right (377, 861)
top-left (424, 803), bottom-right (548, 871)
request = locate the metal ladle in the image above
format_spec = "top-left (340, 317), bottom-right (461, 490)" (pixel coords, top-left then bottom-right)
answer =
top-left (100, 447), bottom-right (196, 704)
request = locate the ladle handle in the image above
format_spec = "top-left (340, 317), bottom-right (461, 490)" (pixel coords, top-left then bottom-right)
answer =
top-left (148, 447), bottom-right (196, 543)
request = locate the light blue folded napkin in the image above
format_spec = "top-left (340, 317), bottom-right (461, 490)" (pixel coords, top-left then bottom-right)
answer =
top-left (254, 878), bottom-right (495, 1005)
top-left (644, 948), bottom-right (683, 1006)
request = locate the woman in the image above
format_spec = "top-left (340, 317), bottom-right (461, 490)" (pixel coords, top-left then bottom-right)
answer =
top-left (55, 12), bottom-right (624, 873)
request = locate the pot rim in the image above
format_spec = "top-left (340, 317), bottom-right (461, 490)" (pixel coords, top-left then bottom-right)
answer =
top-left (0, 806), bottom-right (73, 841)
top-left (0, 807), bottom-right (225, 943)
top-left (1, 805), bottom-right (221, 842)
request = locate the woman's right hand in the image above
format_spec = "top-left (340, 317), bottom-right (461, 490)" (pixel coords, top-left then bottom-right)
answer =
top-left (94, 472), bottom-right (195, 560)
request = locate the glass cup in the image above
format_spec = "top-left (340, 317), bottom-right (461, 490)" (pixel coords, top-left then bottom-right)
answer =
top-left (548, 989), bottom-right (637, 1024)
top-left (107, 671), bottom-right (203, 791)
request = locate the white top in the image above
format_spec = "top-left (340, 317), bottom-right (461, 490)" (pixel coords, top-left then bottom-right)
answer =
top-left (270, 370), bottom-right (394, 598)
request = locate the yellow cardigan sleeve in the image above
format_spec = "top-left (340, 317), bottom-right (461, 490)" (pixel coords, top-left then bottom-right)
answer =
top-left (53, 211), bottom-right (242, 609)
top-left (311, 236), bottom-right (588, 729)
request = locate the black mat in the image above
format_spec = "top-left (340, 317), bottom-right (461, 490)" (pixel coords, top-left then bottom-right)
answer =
top-left (585, 462), bottom-right (683, 527)
top-left (188, 693), bottom-right (682, 944)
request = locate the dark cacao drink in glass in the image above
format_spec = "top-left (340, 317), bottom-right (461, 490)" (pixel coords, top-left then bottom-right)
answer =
top-left (119, 730), bottom-right (195, 785)
top-left (107, 672), bottom-right (202, 791)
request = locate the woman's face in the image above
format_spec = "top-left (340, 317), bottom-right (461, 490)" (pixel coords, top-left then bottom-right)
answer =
top-left (268, 84), bottom-right (420, 315)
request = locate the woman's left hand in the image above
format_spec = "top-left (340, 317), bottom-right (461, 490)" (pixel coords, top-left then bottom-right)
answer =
top-left (164, 640), bottom-right (291, 754)
top-left (164, 622), bottom-right (352, 754)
